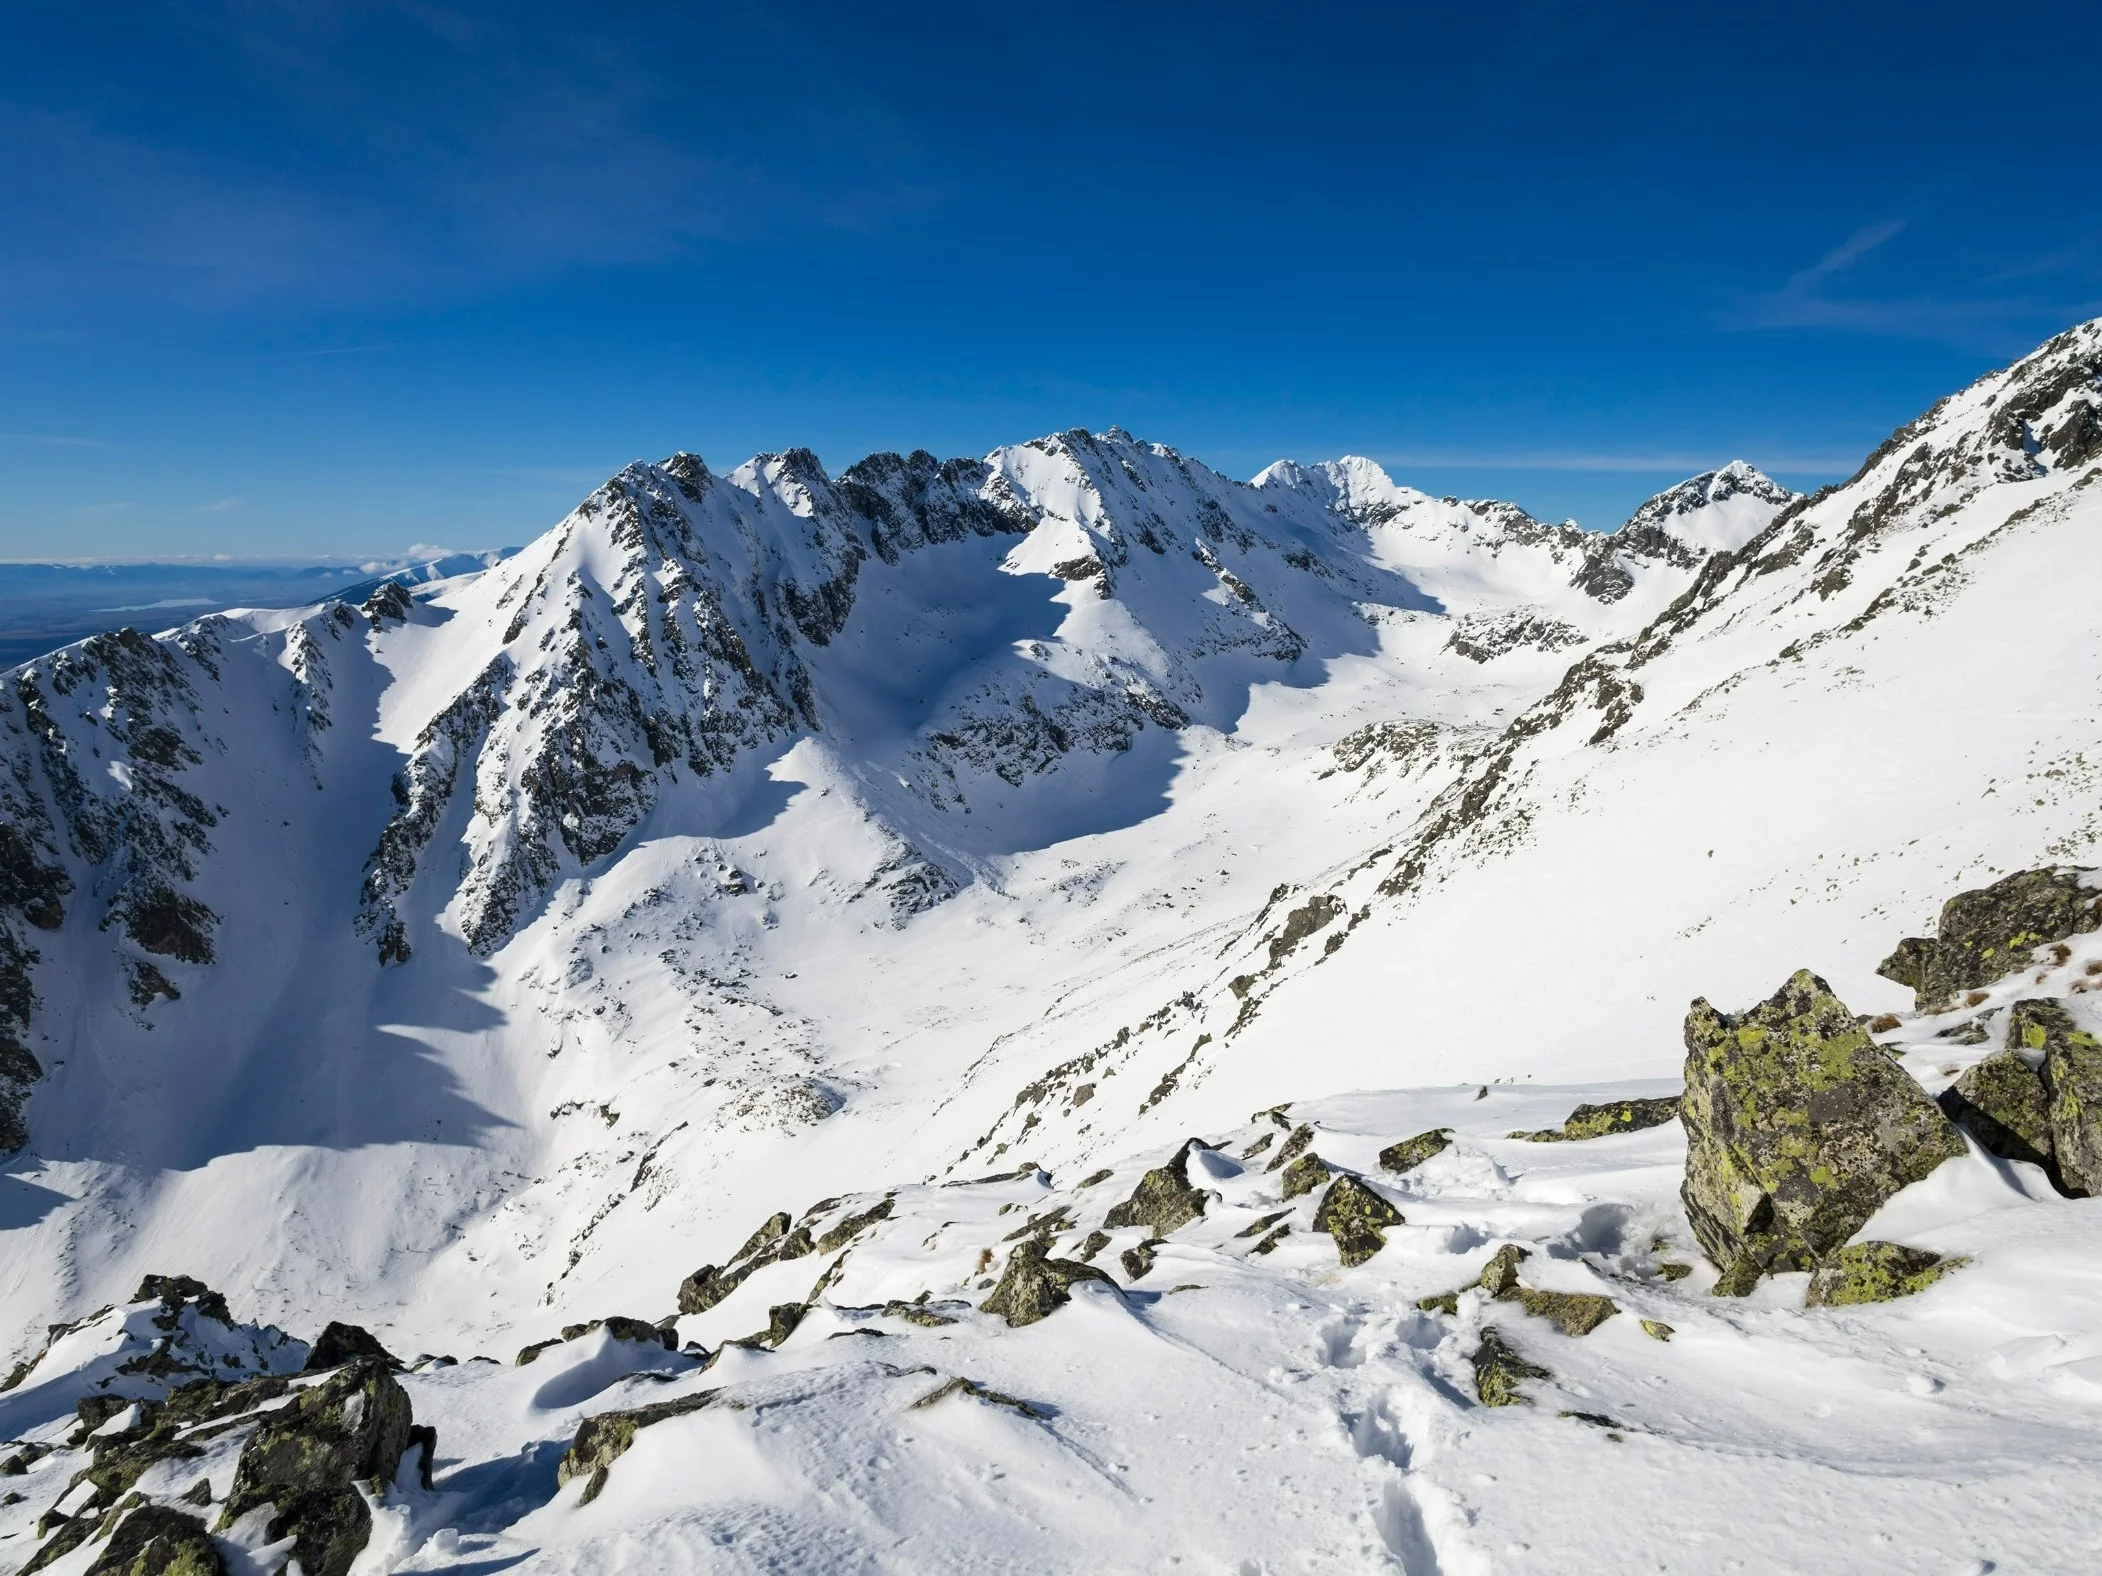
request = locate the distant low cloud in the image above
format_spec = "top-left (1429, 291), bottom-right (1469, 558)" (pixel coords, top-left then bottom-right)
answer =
top-left (1369, 450), bottom-right (1856, 475)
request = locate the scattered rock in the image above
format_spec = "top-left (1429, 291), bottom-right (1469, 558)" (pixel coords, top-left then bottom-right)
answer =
top-left (1311, 1176), bottom-right (1402, 1267)
top-left (675, 1264), bottom-right (746, 1316)
top-left (1118, 1240), bottom-right (1159, 1281)
top-left (1377, 1129), bottom-right (1452, 1174)
top-left (1075, 1230), bottom-right (1110, 1261)
top-left (981, 1238), bottom-right (1117, 1327)
top-left (302, 1322), bottom-right (400, 1373)
top-left (1079, 1168), bottom-right (1114, 1188)
top-left (1806, 1242), bottom-right (1966, 1307)
top-left (1680, 970), bottom-right (1966, 1293)
top-left (1475, 1243), bottom-right (1528, 1298)
top-left (513, 1339), bottom-right (562, 1367)
top-left (1250, 1226), bottom-right (1289, 1254)
top-left (1938, 1047), bottom-right (2054, 1173)
top-left (1264, 1124), bottom-right (1315, 1173)
top-left (731, 1212), bottom-right (792, 1262)
top-left (1515, 1288), bottom-right (1620, 1336)
top-left (558, 1316), bottom-right (675, 1350)
top-left (729, 1305), bottom-right (806, 1351)
top-left (880, 1300), bottom-right (958, 1328)
top-left (81, 1504), bottom-right (223, 1576)
top-left (909, 1376), bottom-right (1043, 1418)
top-left (1234, 1210), bottom-right (1291, 1239)
top-left (1102, 1140), bottom-right (1210, 1235)
top-left (1470, 1327), bottom-right (1550, 1407)
top-left (1509, 1096), bottom-right (1682, 1142)
top-left (219, 1361), bottom-right (414, 1576)
top-left (2018, 998), bottom-right (2102, 1195)
top-left (1640, 1320), bottom-right (1675, 1342)
top-left (558, 1391), bottom-right (719, 1506)
top-left (1876, 867), bottom-right (2102, 1009)
top-left (1279, 1152), bottom-right (1330, 1198)
top-left (817, 1198), bottom-right (894, 1254)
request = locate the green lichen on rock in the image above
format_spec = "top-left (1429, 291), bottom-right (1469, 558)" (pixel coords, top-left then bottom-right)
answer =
top-left (1515, 1288), bottom-right (1619, 1336)
top-left (81, 1505), bottom-right (223, 1576)
top-left (1640, 1319), bottom-right (1674, 1342)
top-left (1470, 1327), bottom-right (1549, 1407)
top-left (1118, 1239), bottom-right (1159, 1281)
top-left (1679, 969), bottom-right (1965, 1293)
top-left (732, 1211), bottom-right (792, 1262)
top-left (218, 1360), bottom-right (413, 1576)
top-left (558, 1390), bottom-right (718, 1506)
top-left (1264, 1124), bottom-right (1315, 1173)
top-left (1279, 1152), bottom-right (1330, 1199)
top-left (1311, 1175), bottom-right (1402, 1267)
top-left (1937, 1046), bottom-right (2053, 1172)
top-left (728, 1304), bottom-right (805, 1351)
top-left (981, 1237), bottom-right (1117, 1326)
top-left (1102, 1139), bottom-right (1210, 1235)
top-left (2016, 997), bottom-right (2102, 1195)
top-left (1877, 866), bottom-right (2102, 1009)
top-left (1510, 1097), bottom-right (1682, 1143)
top-left (1377, 1129), bottom-right (1452, 1174)
top-left (817, 1198), bottom-right (894, 1254)
top-left (1805, 1242), bottom-right (1966, 1307)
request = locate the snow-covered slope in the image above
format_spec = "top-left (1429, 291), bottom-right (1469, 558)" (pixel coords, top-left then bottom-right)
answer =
top-left (3, 323), bottom-right (2101, 1573)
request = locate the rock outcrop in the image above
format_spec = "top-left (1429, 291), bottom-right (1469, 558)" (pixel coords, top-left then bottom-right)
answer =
top-left (1680, 970), bottom-right (1966, 1293)
top-left (1805, 1242), bottom-right (1965, 1307)
top-left (1416, 1243), bottom-right (1620, 1334)
top-left (1101, 1140), bottom-right (1210, 1235)
top-left (1310, 1175), bottom-right (1402, 1267)
top-left (83, 1505), bottom-right (223, 1576)
top-left (1509, 1096), bottom-right (1681, 1142)
top-left (1377, 1129), bottom-right (1452, 1174)
top-left (2017, 997), bottom-right (2102, 1194)
top-left (981, 1238), bottom-right (1117, 1326)
top-left (1876, 867), bottom-right (2102, 1009)
top-left (219, 1361), bottom-right (414, 1576)
top-left (1470, 1327), bottom-right (1549, 1407)
top-left (1938, 1047), bottom-right (2055, 1174)
top-left (558, 1391), bottom-right (719, 1505)
top-left (302, 1321), bottom-right (400, 1372)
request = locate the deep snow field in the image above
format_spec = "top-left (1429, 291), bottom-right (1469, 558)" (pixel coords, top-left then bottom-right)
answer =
top-left (3, 323), bottom-right (2102, 1573)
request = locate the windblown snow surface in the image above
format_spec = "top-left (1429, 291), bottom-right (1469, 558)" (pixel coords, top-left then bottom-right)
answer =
top-left (3, 324), bottom-right (2102, 1573)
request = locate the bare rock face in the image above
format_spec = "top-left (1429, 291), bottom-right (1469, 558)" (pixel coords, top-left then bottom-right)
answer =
top-left (1805, 1242), bottom-right (1965, 1308)
top-left (1680, 970), bottom-right (1965, 1294)
top-left (2017, 998), bottom-right (2102, 1195)
top-left (1101, 1139), bottom-right (1211, 1236)
top-left (980, 1238), bottom-right (1117, 1327)
top-left (1938, 1047), bottom-right (2055, 1175)
top-left (1876, 867), bottom-right (2102, 1009)
top-left (219, 1361), bottom-right (414, 1576)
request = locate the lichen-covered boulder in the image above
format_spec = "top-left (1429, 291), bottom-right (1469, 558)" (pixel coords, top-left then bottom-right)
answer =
top-left (1264, 1124), bottom-right (1315, 1173)
top-left (1102, 1139), bottom-right (1210, 1235)
top-left (558, 1390), bottom-right (718, 1505)
top-left (1415, 1243), bottom-right (1619, 1334)
top-left (980, 1238), bottom-right (1117, 1326)
top-left (2018, 998), bottom-right (2102, 1194)
top-left (1278, 1152), bottom-right (1330, 1199)
top-left (1876, 867), bottom-right (2102, 1008)
top-left (675, 1263), bottom-right (744, 1315)
top-left (1470, 1327), bottom-right (1549, 1407)
top-left (1509, 1096), bottom-right (1682, 1142)
top-left (83, 1505), bottom-right (223, 1576)
top-left (1311, 1176), bottom-right (1402, 1267)
top-left (302, 1322), bottom-right (400, 1372)
top-left (1118, 1239), bottom-right (1159, 1281)
top-left (1377, 1129), bottom-right (1452, 1174)
top-left (1937, 1048), bottom-right (2053, 1172)
top-left (219, 1361), bottom-right (414, 1576)
top-left (1806, 1242), bottom-right (1965, 1307)
top-left (1680, 970), bottom-right (1966, 1294)
top-left (731, 1211), bottom-right (792, 1262)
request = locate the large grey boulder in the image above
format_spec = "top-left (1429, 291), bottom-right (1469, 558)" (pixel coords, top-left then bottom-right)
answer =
top-left (219, 1361), bottom-right (414, 1576)
top-left (980, 1238), bottom-right (1117, 1327)
top-left (1876, 867), bottom-right (2101, 1009)
top-left (2017, 997), bottom-right (2102, 1195)
top-left (1101, 1139), bottom-right (1211, 1235)
top-left (1680, 970), bottom-right (1965, 1294)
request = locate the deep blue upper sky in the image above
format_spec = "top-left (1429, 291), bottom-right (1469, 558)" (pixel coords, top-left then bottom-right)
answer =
top-left (3, 1), bottom-right (2098, 560)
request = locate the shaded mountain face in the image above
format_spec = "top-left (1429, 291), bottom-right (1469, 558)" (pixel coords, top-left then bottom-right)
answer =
top-left (8, 322), bottom-right (2099, 1381)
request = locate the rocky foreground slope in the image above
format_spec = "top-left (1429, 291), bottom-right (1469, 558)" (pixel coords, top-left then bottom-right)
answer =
top-left (4, 863), bottom-right (2100, 1573)
top-left (1, 322), bottom-right (2101, 1571)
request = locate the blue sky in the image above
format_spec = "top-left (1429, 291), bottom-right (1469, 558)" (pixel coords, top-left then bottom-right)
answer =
top-left (2, 1), bottom-right (2098, 560)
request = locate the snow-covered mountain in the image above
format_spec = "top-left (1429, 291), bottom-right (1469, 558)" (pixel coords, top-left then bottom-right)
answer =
top-left (3, 321), bottom-right (2101, 1574)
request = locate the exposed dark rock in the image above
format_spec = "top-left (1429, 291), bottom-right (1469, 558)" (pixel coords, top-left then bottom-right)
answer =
top-left (1938, 1048), bottom-right (2054, 1173)
top-left (909, 1376), bottom-right (1043, 1418)
top-left (1806, 1242), bottom-right (1966, 1307)
top-left (556, 1316), bottom-right (676, 1350)
top-left (1640, 1319), bottom-right (1675, 1341)
top-left (981, 1238), bottom-right (1117, 1327)
top-left (1075, 1230), bottom-right (1110, 1262)
top-left (1263, 1124), bottom-right (1314, 1173)
top-left (1118, 1240), bottom-right (1159, 1281)
top-left (817, 1198), bottom-right (894, 1254)
top-left (558, 1390), bottom-right (719, 1505)
top-left (731, 1212), bottom-right (792, 1262)
top-left (513, 1339), bottom-right (562, 1367)
top-left (75, 1505), bottom-right (224, 1576)
top-left (219, 1361), bottom-right (414, 1576)
top-left (302, 1322), bottom-right (400, 1373)
top-left (1377, 1129), bottom-right (1452, 1174)
top-left (1509, 1096), bottom-right (1681, 1142)
top-left (1470, 1327), bottom-right (1549, 1407)
top-left (1876, 867), bottom-right (2102, 1009)
top-left (2018, 998), bottom-right (2102, 1195)
top-left (880, 1300), bottom-right (958, 1328)
top-left (1680, 970), bottom-right (1965, 1293)
top-left (733, 1304), bottom-right (806, 1351)
top-left (1279, 1152), bottom-right (1330, 1198)
top-left (675, 1263), bottom-right (747, 1316)
top-left (1311, 1176), bottom-right (1402, 1267)
top-left (1102, 1139), bottom-right (1210, 1235)
top-left (133, 1276), bottom-right (231, 1328)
